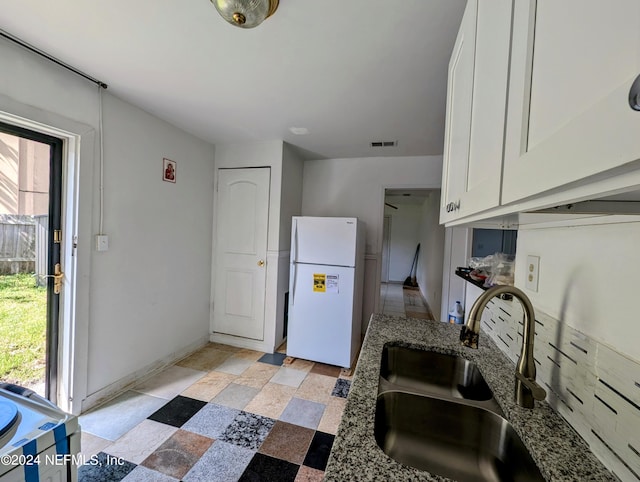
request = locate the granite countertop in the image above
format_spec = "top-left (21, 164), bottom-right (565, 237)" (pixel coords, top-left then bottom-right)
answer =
top-left (324, 314), bottom-right (616, 481)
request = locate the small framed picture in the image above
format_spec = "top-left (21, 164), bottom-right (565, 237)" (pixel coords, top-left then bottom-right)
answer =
top-left (163, 158), bottom-right (176, 183)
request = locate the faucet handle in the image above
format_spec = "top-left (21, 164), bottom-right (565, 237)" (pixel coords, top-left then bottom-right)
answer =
top-left (515, 372), bottom-right (546, 401)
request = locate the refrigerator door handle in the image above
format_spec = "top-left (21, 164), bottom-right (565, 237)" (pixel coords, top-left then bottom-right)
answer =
top-left (292, 219), bottom-right (298, 263)
top-left (291, 262), bottom-right (297, 306)
top-left (290, 219), bottom-right (298, 306)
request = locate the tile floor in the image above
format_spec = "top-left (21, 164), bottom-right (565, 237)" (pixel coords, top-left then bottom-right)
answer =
top-left (78, 344), bottom-right (351, 482)
top-left (76, 285), bottom-right (431, 481)
top-left (380, 282), bottom-right (406, 317)
top-left (380, 282), bottom-right (434, 320)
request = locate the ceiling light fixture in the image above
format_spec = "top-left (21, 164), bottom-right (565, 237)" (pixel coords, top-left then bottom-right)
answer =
top-left (289, 127), bottom-right (309, 135)
top-left (211, 0), bottom-right (279, 28)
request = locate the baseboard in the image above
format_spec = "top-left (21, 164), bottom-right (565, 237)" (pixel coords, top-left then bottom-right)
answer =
top-left (210, 332), bottom-right (274, 353)
top-left (80, 335), bottom-right (209, 413)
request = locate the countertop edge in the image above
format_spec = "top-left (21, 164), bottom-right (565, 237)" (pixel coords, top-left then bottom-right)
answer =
top-left (324, 314), bottom-right (616, 482)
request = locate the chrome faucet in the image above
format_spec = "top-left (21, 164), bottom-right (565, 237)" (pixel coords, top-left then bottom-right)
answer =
top-left (460, 285), bottom-right (546, 409)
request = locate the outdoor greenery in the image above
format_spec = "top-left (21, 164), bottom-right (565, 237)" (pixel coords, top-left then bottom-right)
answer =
top-left (0, 273), bottom-right (47, 387)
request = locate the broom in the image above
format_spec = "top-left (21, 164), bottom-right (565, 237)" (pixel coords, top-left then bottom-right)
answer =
top-left (403, 244), bottom-right (420, 287)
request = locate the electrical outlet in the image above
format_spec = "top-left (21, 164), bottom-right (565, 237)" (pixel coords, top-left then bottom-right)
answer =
top-left (525, 255), bottom-right (540, 292)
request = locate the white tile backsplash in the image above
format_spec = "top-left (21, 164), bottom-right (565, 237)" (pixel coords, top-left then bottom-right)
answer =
top-left (482, 295), bottom-right (640, 481)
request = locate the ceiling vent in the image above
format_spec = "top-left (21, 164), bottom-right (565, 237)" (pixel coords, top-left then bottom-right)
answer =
top-left (370, 140), bottom-right (397, 148)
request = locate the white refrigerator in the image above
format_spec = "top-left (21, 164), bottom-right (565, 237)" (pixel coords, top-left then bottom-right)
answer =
top-left (287, 216), bottom-right (365, 368)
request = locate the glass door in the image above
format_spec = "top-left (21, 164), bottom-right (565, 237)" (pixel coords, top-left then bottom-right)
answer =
top-left (0, 121), bottom-right (63, 401)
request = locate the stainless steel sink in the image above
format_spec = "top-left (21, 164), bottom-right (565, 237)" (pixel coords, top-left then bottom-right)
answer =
top-left (380, 345), bottom-right (494, 402)
top-left (374, 391), bottom-right (545, 481)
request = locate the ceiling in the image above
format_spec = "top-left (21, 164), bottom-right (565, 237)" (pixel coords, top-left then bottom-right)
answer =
top-left (0, 0), bottom-right (466, 160)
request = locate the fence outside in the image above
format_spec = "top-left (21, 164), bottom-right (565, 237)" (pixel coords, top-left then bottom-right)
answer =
top-left (0, 214), bottom-right (48, 284)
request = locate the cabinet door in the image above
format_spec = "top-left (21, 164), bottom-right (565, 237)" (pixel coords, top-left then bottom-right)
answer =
top-left (440, 0), bottom-right (476, 224)
top-left (503, 0), bottom-right (640, 204)
top-left (440, 0), bottom-right (512, 224)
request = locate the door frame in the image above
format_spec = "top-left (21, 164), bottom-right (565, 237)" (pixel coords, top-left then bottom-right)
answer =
top-left (0, 101), bottom-right (95, 415)
top-left (377, 184), bottom-right (440, 313)
top-left (0, 121), bottom-right (63, 401)
top-left (441, 227), bottom-right (472, 322)
top-left (381, 216), bottom-right (391, 283)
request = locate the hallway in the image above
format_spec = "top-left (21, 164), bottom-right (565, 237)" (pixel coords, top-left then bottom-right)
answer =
top-left (379, 283), bottom-right (435, 320)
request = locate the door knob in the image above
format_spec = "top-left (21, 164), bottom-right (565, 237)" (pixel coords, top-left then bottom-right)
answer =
top-left (257, 259), bottom-right (265, 267)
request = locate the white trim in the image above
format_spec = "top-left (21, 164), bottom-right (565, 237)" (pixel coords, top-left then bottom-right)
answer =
top-left (440, 227), bottom-right (471, 323)
top-left (0, 96), bottom-right (94, 415)
top-left (363, 253), bottom-right (380, 314)
top-left (517, 213), bottom-right (640, 230)
top-left (381, 216), bottom-right (391, 283)
top-left (444, 167), bottom-right (640, 228)
top-left (377, 184), bottom-right (440, 313)
top-left (441, 230), bottom-right (454, 322)
top-left (209, 332), bottom-right (274, 353)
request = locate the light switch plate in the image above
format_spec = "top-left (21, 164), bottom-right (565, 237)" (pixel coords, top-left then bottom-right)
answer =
top-left (96, 234), bottom-right (109, 252)
top-left (525, 255), bottom-right (540, 292)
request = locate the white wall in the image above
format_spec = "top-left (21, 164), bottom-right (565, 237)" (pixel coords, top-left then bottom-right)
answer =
top-left (0, 41), bottom-right (98, 128)
top-left (301, 155), bottom-right (443, 332)
top-left (417, 193), bottom-right (446, 318)
top-left (383, 203), bottom-right (421, 282)
top-left (276, 143), bottom-right (304, 345)
top-left (87, 94), bottom-right (215, 395)
top-left (1, 37), bottom-right (216, 411)
top-left (515, 219), bottom-right (640, 363)
top-left (279, 143), bottom-right (304, 252)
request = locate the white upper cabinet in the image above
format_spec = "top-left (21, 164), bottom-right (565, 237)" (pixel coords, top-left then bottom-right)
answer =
top-left (502, 0), bottom-right (640, 204)
top-left (440, 0), bottom-right (513, 223)
top-left (440, 0), bottom-right (476, 224)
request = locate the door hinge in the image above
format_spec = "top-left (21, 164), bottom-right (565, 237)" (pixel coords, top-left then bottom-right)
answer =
top-left (54, 230), bottom-right (62, 244)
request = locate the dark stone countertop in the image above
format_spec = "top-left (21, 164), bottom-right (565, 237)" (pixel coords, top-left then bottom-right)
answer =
top-left (324, 314), bottom-right (616, 481)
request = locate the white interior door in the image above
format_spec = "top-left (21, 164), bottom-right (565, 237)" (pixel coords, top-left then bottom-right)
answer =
top-left (213, 168), bottom-right (270, 340)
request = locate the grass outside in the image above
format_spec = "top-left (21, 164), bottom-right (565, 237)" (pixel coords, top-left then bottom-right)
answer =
top-left (0, 273), bottom-right (47, 387)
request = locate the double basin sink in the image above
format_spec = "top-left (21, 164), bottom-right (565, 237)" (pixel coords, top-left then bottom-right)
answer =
top-left (375, 344), bottom-right (544, 481)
